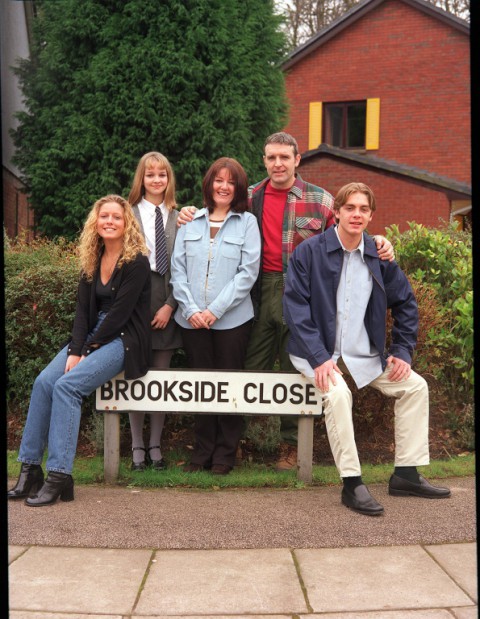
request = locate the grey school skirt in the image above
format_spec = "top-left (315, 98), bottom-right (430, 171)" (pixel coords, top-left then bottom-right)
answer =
top-left (150, 271), bottom-right (182, 351)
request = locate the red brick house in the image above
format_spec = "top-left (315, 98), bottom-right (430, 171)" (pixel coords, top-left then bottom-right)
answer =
top-left (282, 0), bottom-right (471, 234)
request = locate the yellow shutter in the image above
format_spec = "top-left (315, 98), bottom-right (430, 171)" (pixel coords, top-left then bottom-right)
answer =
top-left (308, 102), bottom-right (322, 150)
top-left (365, 98), bottom-right (380, 150)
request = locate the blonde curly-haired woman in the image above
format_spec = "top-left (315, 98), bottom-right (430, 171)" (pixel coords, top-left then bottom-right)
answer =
top-left (7, 195), bottom-right (151, 506)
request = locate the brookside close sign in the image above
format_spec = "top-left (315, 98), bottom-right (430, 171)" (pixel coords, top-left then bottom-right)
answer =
top-left (96, 369), bottom-right (322, 416)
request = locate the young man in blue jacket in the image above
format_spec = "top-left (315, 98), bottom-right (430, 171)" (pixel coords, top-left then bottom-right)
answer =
top-left (283, 182), bottom-right (450, 516)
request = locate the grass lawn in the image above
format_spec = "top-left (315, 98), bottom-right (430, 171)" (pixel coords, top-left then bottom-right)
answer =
top-left (7, 450), bottom-right (475, 490)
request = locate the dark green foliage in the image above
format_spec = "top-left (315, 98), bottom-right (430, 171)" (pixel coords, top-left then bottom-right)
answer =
top-left (5, 238), bottom-right (79, 414)
top-left (12, 0), bottom-right (288, 238)
top-left (386, 221), bottom-right (473, 397)
top-left (7, 221), bottom-right (473, 456)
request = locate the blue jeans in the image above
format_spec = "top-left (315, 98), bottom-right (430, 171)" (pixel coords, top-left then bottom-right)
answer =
top-left (18, 313), bottom-right (125, 474)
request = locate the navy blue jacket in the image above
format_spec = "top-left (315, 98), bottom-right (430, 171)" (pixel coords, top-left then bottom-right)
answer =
top-left (283, 226), bottom-right (418, 372)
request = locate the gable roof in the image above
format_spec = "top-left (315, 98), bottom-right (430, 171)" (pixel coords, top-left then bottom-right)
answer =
top-left (282, 0), bottom-right (470, 70)
top-left (301, 144), bottom-right (472, 199)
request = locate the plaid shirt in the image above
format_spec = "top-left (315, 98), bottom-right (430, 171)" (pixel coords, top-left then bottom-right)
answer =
top-left (249, 174), bottom-right (335, 279)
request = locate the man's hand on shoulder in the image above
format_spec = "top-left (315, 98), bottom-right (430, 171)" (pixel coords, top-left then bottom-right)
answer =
top-left (177, 206), bottom-right (197, 227)
top-left (375, 235), bottom-right (395, 262)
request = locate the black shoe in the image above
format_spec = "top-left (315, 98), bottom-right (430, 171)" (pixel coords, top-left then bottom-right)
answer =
top-left (8, 463), bottom-right (44, 500)
top-left (25, 472), bottom-right (74, 507)
top-left (211, 464), bottom-right (232, 475)
top-left (388, 474), bottom-right (451, 498)
top-left (131, 447), bottom-right (147, 471)
top-left (148, 446), bottom-right (166, 470)
top-left (150, 457), bottom-right (166, 470)
top-left (341, 483), bottom-right (384, 516)
top-left (183, 463), bottom-right (205, 472)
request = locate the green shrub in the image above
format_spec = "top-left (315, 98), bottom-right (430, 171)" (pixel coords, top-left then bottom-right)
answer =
top-left (386, 221), bottom-right (473, 400)
top-left (5, 224), bottom-right (473, 457)
top-left (245, 416), bottom-right (282, 455)
top-left (5, 238), bottom-right (80, 417)
top-left (4, 235), bottom-right (77, 279)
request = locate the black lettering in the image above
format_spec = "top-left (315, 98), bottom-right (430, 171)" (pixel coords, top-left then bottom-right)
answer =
top-left (289, 383), bottom-right (304, 405)
top-left (147, 380), bottom-right (162, 401)
top-left (218, 382), bottom-right (229, 403)
top-left (179, 381), bottom-right (193, 402)
top-left (305, 384), bottom-right (318, 406)
top-left (115, 380), bottom-right (130, 401)
top-left (259, 383), bottom-right (271, 404)
top-left (272, 383), bottom-right (287, 404)
top-left (244, 383), bottom-right (257, 403)
top-left (100, 382), bottom-right (113, 400)
top-left (163, 380), bottom-right (178, 402)
top-left (201, 381), bottom-right (215, 402)
top-left (130, 380), bottom-right (145, 401)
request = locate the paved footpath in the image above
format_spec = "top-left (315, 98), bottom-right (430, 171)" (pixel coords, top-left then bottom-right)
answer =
top-left (7, 476), bottom-right (477, 618)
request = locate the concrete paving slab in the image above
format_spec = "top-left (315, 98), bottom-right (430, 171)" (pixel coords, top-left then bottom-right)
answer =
top-left (451, 608), bottom-right (479, 619)
top-left (9, 545), bottom-right (28, 563)
top-left (135, 616), bottom-right (292, 619)
top-left (9, 613), bottom-right (123, 619)
top-left (135, 548), bottom-right (308, 615)
top-left (295, 545), bottom-right (474, 613)
top-left (426, 542), bottom-right (477, 601)
top-left (8, 546), bottom-right (151, 615)
top-left (300, 611), bottom-right (455, 618)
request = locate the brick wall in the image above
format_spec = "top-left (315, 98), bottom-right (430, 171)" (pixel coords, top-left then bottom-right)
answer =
top-left (3, 167), bottom-right (35, 240)
top-left (298, 156), bottom-right (451, 234)
top-left (284, 0), bottom-right (470, 184)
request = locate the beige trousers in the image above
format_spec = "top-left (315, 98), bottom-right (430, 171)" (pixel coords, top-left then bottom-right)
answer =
top-left (290, 356), bottom-right (430, 478)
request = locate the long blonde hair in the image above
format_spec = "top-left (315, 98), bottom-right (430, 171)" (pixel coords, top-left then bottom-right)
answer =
top-left (128, 152), bottom-right (177, 210)
top-left (78, 194), bottom-right (148, 280)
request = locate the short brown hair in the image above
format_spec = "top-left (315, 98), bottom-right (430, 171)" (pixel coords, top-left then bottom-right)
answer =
top-left (202, 157), bottom-right (249, 213)
top-left (334, 182), bottom-right (376, 213)
top-left (264, 132), bottom-right (299, 156)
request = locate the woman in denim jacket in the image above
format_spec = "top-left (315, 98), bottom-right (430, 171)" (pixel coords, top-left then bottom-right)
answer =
top-left (171, 157), bottom-right (261, 475)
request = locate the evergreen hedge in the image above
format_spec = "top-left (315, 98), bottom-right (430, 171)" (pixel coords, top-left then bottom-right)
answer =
top-left (11, 0), bottom-right (288, 238)
top-left (5, 221), bottom-right (473, 452)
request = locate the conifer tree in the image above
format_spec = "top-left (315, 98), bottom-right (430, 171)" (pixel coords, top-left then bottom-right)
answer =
top-left (12, 0), bottom-right (288, 237)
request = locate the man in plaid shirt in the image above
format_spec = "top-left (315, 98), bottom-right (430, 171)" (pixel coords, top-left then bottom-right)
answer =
top-left (178, 132), bottom-right (393, 470)
top-left (244, 133), bottom-right (393, 471)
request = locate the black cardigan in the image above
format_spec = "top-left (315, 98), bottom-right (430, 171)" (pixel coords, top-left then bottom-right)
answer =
top-left (67, 253), bottom-right (152, 379)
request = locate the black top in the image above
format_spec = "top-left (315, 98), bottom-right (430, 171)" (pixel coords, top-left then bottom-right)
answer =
top-left (95, 275), bottom-right (114, 313)
top-left (67, 253), bottom-right (152, 379)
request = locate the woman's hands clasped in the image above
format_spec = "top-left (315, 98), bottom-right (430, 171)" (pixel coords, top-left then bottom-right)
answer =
top-left (188, 309), bottom-right (217, 329)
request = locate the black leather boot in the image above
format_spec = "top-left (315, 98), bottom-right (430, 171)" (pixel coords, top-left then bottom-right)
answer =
top-left (7, 463), bottom-right (44, 500)
top-left (25, 472), bottom-right (74, 507)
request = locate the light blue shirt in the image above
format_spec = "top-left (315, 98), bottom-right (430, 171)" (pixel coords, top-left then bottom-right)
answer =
top-left (333, 226), bottom-right (383, 388)
top-left (171, 208), bottom-right (261, 330)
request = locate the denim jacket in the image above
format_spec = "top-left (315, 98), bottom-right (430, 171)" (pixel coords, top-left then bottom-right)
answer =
top-left (171, 208), bottom-right (261, 330)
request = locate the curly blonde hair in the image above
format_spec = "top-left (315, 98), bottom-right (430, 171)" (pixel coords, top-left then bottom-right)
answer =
top-left (78, 194), bottom-right (148, 280)
top-left (128, 152), bottom-right (177, 210)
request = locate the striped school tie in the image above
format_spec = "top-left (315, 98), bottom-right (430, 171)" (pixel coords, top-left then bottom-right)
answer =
top-left (155, 206), bottom-right (168, 275)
